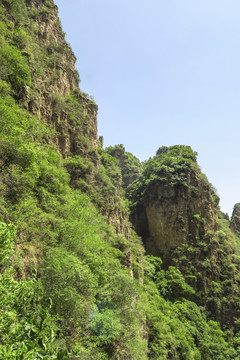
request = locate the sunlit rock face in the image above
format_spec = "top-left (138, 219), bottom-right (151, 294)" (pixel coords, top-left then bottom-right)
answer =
top-left (22, 0), bottom-right (98, 161)
top-left (145, 178), bottom-right (217, 258)
top-left (16, 0), bottom-right (133, 242)
top-left (131, 147), bottom-right (219, 261)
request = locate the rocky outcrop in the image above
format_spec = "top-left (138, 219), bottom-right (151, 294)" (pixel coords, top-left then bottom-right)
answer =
top-left (11, 0), bottom-right (132, 241)
top-left (27, 1), bottom-right (136, 243)
top-left (135, 171), bottom-right (218, 260)
top-left (22, 0), bottom-right (98, 161)
top-left (128, 146), bottom-right (219, 262)
top-left (106, 207), bottom-right (131, 239)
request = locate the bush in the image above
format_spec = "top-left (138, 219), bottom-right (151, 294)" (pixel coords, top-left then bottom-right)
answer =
top-left (0, 222), bottom-right (66, 359)
top-left (0, 40), bottom-right (31, 90)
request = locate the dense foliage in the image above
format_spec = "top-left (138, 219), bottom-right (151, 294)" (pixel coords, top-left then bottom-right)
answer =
top-left (1, 0), bottom-right (240, 359)
top-left (125, 145), bottom-right (240, 336)
top-left (105, 144), bottom-right (141, 193)
top-left (0, 222), bottom-right (67, 359)
top-left (127, 145), bottom-right (218, 209)
top-left (0, 79), bottom-right (146, 357)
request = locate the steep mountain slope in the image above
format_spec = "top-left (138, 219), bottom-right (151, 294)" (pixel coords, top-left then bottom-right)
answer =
top-left (1, 1), bottom-right (240, 359)
top-left (127, 146), bottom-right (218, 259)
top-left (0, 1), bottom-right (146, 358)
top-left (124, 145), bottom-right (240, 329)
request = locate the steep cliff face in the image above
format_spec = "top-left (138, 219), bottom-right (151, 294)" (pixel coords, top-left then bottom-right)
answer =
top-left (26, 0), bottom-right (78, 96)
top-left (127, 145), bottom-right (240, 329)
top-left (2, 0), bottom-right (133, 240)
top-left (22, 0), bottom-right (99, 161)
top-left (128, 145), bottom-right (218, 260)
top-left (3, 1), bottom-right (240, 358)
top-left (137, 169), bottom-right (218, 259)
top-left (0, 3), bottom-right (148, 356)
top-left (102, 144), bottom-right (142, 240)
top-left (26, 1), bottom-right (135, 239)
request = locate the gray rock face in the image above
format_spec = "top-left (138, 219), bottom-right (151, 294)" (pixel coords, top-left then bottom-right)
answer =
top-left (22, 0), bottom-right (98, 161)
top-left (132, 162), bottom-right (218, 261)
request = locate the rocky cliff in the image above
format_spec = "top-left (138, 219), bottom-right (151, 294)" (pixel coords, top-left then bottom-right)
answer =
top-left (125, 146), bottom-right (218, 260)
top-left (123, 145), bottom-right (240, 328)
top-left (0, 2), bottom-right (148, 356)
top-left (3, 1), bottom-right (240, 358)
top-left (135, 163), bottom-right (218, 260)
top-left (4, 0), bottom-right (133, 240)
top-left (23, 0), bottom-right (99, 162)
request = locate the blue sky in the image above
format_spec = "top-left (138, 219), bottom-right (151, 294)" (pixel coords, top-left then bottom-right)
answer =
top-left (55, 0), bottom-right (240, 216)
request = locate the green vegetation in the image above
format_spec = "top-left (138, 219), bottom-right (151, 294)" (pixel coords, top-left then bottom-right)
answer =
top-left (126, 144), bottom-right (240, 334)
top-left (142, 255), bottom-right (240, 359)
top-left (106, 144), bottom-right (141, 193)
top-left (127, 145), bottom-right (211, 209)
top-left (231, 203), bottom-right (240, 236)
top-left (0, 11), bottom-right (31, 92)
top-left (1, 0), bottom-right (240, 358)
top-left (0, 222), bottom-right (67, 359)
top-left (171, 216), bottom-right (240, 331)
top-left (52, 91), bottom-right (85, 126)
top-left (0, 75), bottom-right (146, 357)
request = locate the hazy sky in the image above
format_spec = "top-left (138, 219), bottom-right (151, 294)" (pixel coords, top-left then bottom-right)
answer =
top-left (55, 0), bottom-right (240, 216)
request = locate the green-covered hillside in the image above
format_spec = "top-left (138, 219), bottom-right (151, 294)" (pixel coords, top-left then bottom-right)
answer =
top-left (1, 1), bottom-right (240, 359)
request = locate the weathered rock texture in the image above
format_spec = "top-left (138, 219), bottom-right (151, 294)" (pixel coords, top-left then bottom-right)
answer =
top-left (22, 0), bottom-right (98, 161)
top-left (134, 172), bottom-right (218, 261)
top-left (11, 0), bottom-right (133, 241)
top-left (127, 146), bottom-right (220, 262)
